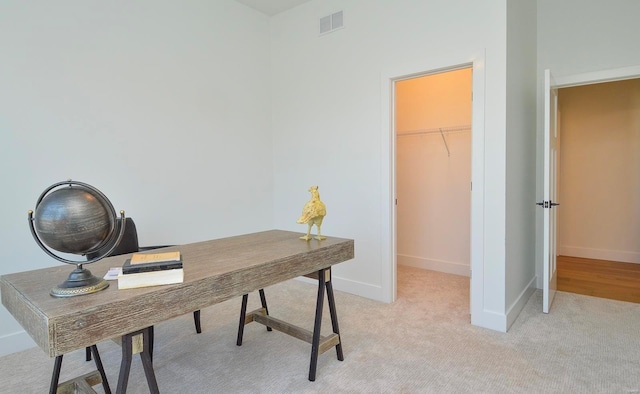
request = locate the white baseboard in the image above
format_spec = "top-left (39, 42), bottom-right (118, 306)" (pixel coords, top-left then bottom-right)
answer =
top-left (295, 274), bottom-right (385, 302)
top-left (506, 276), bottom-right (537, 330)
top-left (469, 276), bottom-right (536, 333)
top-left (471, 309), bottom-right (507, 333)
top-left (0, 330), bottom-right (36, 357)
top-left (332, 276), bottom-right (385, 302)
top-left (397, 254), bottom-right (470, 277)
top-left (559, 246), bottom-right (640, 264)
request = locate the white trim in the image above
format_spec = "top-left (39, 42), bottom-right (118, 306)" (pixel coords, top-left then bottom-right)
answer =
top-left (559, 246), bottom-right (640, 264)
top-left (471, 309), bottom-right (507, 333)
top-left (295, 275), bottom-right (385, 302)
top-left (398, 255), bottom-right (470, 277)
top-left (331, 276), bottom-right (384, 302)
top-left (381, 48), bottom-right (487, 326)
top-left (470, 51), bottom-right (487, 329)
top-left (554, 65), bottom-right (640, 88)
top-left (0, 330), bottom-right (36, 357)
top-left (380, 70), bottom-right (397, 304)
top-left (506, 276), bottom-right (537, 330)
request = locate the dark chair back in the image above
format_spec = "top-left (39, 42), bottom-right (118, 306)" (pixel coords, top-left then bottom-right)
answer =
top-left (86, 217), bottom-right (139, 260)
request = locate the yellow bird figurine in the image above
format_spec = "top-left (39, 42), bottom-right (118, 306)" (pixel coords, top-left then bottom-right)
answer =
top-left (297, 186), bottom-right (327, 241)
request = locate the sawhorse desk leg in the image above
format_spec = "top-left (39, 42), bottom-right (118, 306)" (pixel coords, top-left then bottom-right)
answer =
top-left (238, 267), bottom-right (344, 382)
top-left (237, 289), bottom-right (272, 346)
top-left (309, 267), bottom-right (344, 381)
top-left (116, 326), bottom-right (158, 394)
top-left (49, 345), bottom-right (111, 394)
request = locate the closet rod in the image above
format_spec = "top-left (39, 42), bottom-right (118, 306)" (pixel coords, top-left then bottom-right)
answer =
top-left (439, 128), bottom-right (450, 157)
top-left (396, 124), bottom-right (471, 137)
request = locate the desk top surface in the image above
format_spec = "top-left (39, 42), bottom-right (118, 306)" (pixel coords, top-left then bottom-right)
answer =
top-left (1, 230), bottom-right (354, 357)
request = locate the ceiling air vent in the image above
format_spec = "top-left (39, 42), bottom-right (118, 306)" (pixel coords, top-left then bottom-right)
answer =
top-left (319, 10), bottom-right (344, 36)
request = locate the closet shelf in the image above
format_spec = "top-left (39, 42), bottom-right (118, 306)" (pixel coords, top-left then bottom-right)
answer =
top-left (396, 124), bottom-right (471, 137)
top-left (396, 124), bottom-right (470, 157)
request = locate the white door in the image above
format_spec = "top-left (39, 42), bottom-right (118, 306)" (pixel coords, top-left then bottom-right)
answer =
top-left (542, 69), bottom-right (559, 313)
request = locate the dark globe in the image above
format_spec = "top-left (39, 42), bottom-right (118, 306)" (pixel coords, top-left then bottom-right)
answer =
top-left (29, 180), bottom-right (124, 297)
top-left (34, 185), bottom-right (115, 255)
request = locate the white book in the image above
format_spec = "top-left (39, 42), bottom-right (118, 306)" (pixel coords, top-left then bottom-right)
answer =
top-left (117, 268), bottom-right (184, 290)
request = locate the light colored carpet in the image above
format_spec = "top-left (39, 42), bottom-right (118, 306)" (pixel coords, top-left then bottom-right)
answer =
top-left (1, 265), bottom-right (640, 393)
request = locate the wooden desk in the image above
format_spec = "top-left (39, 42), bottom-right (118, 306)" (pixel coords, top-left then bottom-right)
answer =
top-left (1, 230), bottom-right (355, 393)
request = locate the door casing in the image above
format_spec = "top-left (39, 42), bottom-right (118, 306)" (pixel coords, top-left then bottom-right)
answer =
top-left (381, 50), bottom-right (486, 328)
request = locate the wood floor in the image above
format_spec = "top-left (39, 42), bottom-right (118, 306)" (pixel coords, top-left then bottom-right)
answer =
top-left (557, 255), bottom-right (640, 304)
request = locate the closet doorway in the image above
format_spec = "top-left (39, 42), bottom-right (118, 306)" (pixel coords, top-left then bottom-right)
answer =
top-left (394, 67), bottom-right (472, 309)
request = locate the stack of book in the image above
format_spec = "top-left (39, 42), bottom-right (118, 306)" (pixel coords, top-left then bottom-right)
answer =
top-left (117, 251), bottom-right (184, 290)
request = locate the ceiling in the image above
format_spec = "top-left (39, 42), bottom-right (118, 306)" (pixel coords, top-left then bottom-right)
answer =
top-left (234, 0), bottom-right (313, 16)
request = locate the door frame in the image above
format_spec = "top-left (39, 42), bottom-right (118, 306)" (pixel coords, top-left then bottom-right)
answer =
top-left (380, 49), bottom-right (486, 326)
top-left (553, 65), bottom-right (640, 89)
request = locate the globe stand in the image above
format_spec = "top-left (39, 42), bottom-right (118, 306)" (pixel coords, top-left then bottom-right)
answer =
top-left (50, 264), bottom-right (110, 298)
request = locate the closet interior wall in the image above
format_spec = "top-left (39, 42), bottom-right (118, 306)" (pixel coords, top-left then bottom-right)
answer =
top-left (395, 68), bottom-right (472, 276)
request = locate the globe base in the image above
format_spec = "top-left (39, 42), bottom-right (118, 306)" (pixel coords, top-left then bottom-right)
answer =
top-left (50, 267), bottom-right (109, 298)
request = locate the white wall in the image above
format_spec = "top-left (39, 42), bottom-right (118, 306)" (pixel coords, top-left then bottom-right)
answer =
top-left (270, 0), bottom-right (512, 330)
top-left (505, 0), bottom-right (537, 327)
top-left (558, 79), bottom-right (640, 263)
top-left (536, 0), bottom-right (640, 287)
top-left (395, 69), bottom-right (472, 276)
top-left (0, 0), bottom-right (273, 355)
top-left (1, 0), bottom-right (570, 356)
